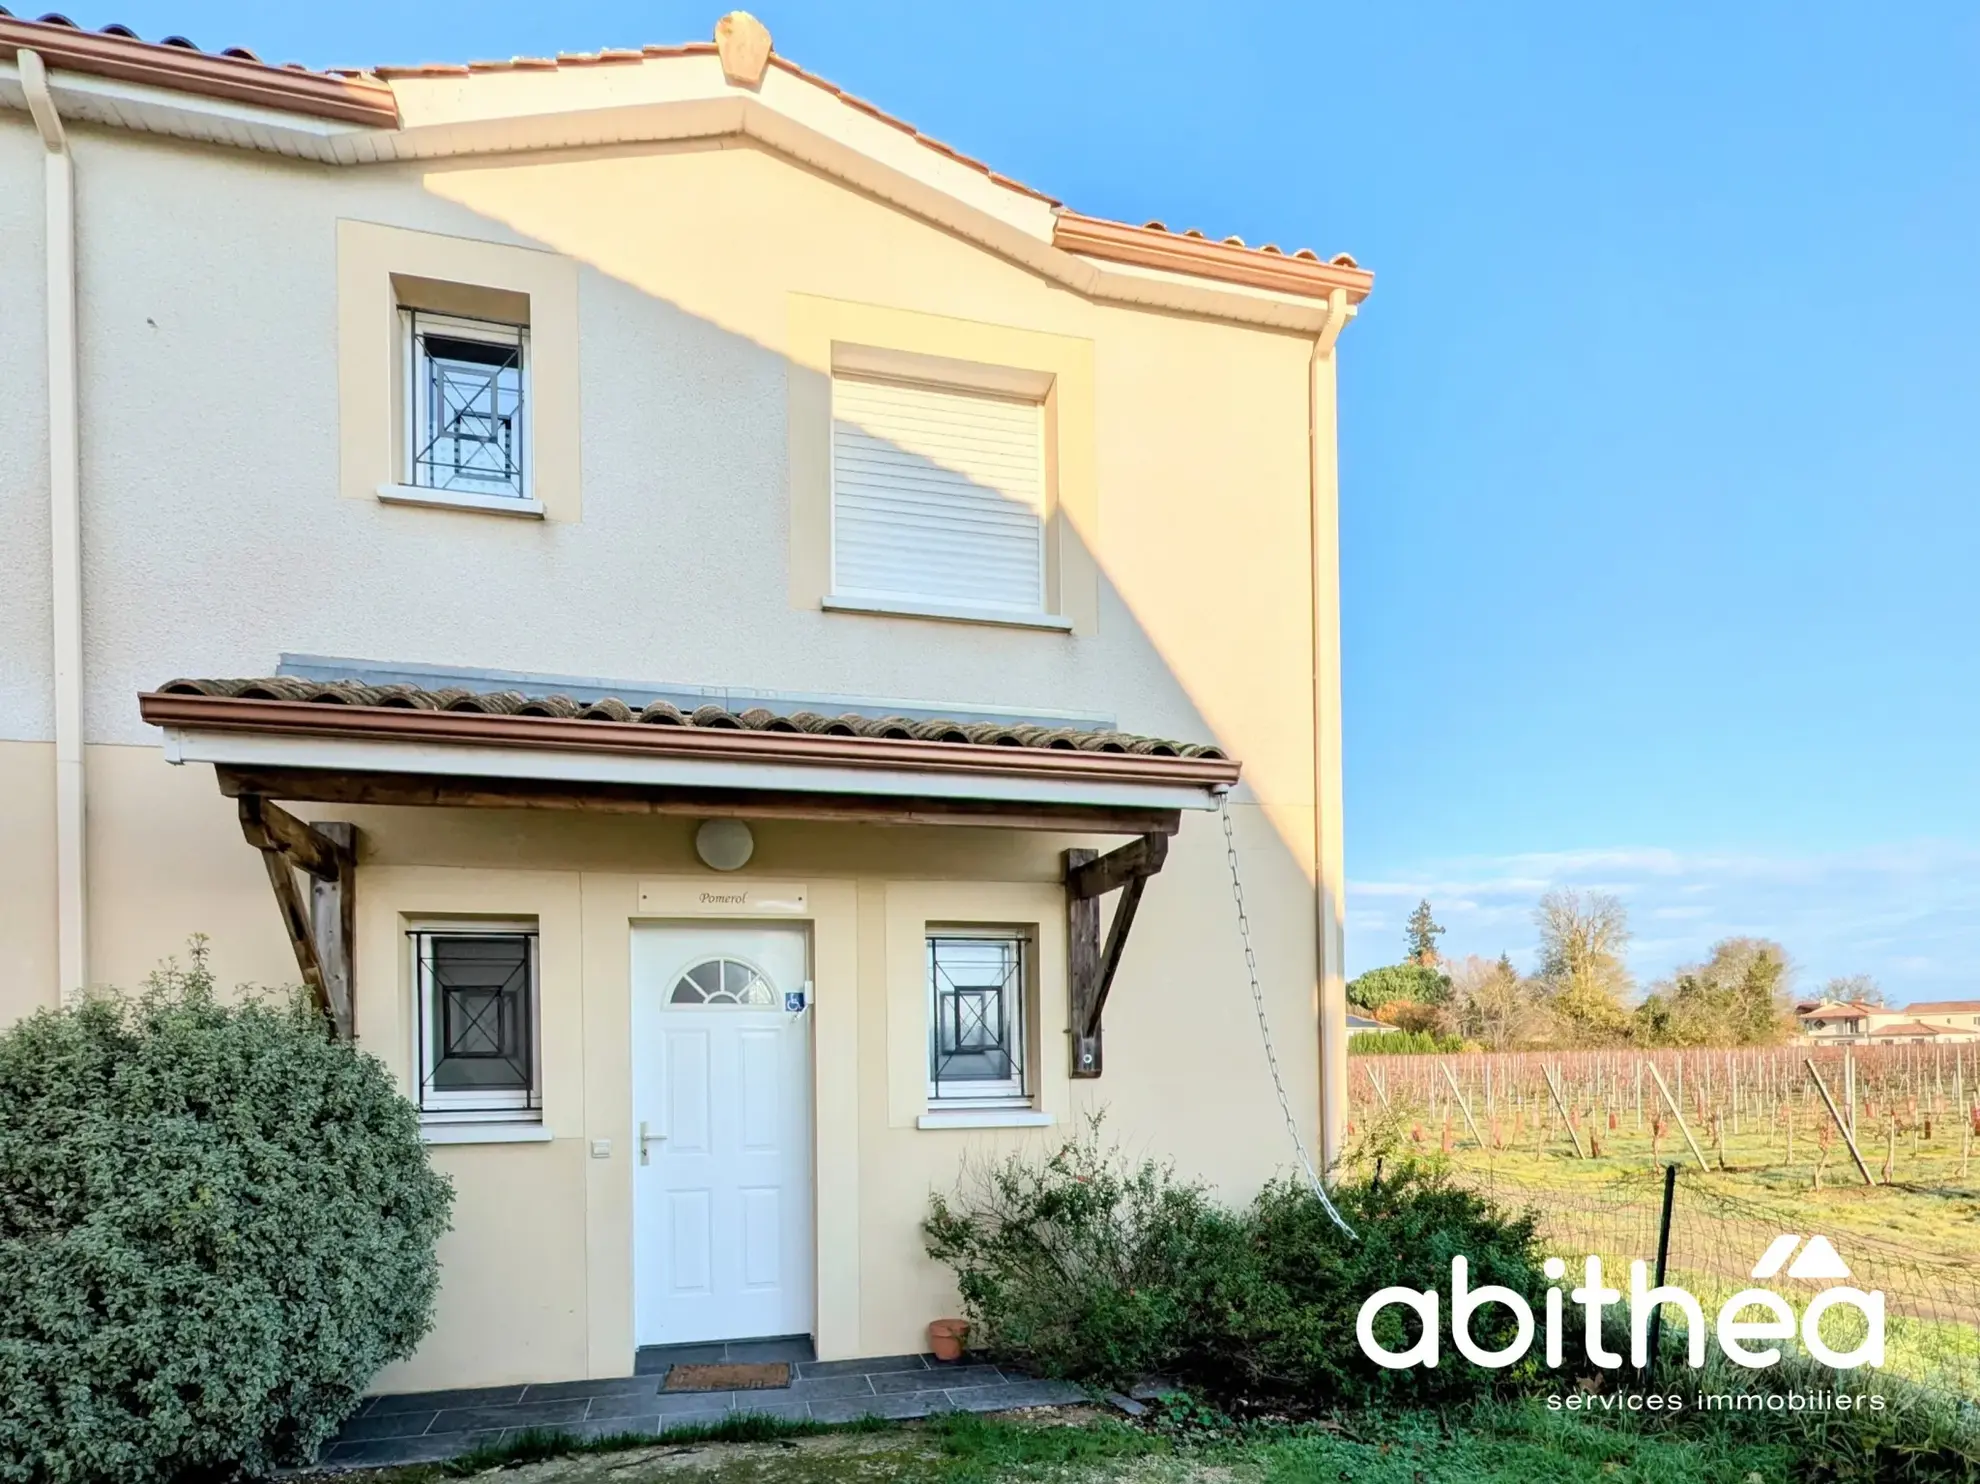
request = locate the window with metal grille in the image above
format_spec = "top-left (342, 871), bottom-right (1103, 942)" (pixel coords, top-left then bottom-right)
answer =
top-left (404, 310), bottom-right (528, 499)
top-left (412, 928), bottom-right (539, 1120)
top-left (831, 376), bottom-right (1047, 615)
top-left (927, 931), bottom-right (1028, 1105)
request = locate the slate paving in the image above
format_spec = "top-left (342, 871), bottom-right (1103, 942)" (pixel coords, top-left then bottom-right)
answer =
top-left (317, 1338), bottom-right (1087, 1469)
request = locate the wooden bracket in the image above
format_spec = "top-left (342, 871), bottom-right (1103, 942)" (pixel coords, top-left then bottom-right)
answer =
top-left (237, 795), bottom-right (357, 1040)
top-left (1064, 831), bottom-right (1170, 1078)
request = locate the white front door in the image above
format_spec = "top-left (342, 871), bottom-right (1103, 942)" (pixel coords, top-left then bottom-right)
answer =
top-left (631, 923), bottom-right (814, 1347)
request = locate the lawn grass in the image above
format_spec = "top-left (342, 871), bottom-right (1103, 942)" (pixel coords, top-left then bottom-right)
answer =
top-left (346, 1397), bottom-right (1980, 1484)
top-left (1404, 1135), bottom-right (1980, 1404)
top-left (1415, 1116), bottom-right (1980, 1268)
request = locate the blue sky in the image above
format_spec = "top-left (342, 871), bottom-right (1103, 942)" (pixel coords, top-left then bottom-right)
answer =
top-left (81, 2), bottom-right (1980, 998)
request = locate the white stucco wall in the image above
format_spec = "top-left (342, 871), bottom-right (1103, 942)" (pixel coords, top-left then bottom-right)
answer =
top-left (0, 98), bottom-right (1343, 1383)
top-left (3, 121), bottom-right (1317, 817)
top-left (0, 121), bottom-right (52, 741)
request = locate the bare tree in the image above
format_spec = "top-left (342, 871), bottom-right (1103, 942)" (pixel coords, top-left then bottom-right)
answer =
top-left (1820, 973), bottom-right (1885, 1007)
top-left (1450, 953), bottom-right (1535, 1051)
top-left (1533, 889), bottom-right (1633, 1044)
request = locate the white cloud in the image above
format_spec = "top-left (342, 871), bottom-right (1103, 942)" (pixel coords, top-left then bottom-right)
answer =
top-left (1347, 841), bottom-right (1980, 1003)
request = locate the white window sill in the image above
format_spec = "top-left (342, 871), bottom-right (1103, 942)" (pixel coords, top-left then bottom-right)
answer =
top-left (917, 1109), bottom-right (1055, 1130)
top-left (378, 483), bottom-right (544, 519)
top-left (420, 1122), bottom-right (553, 1145)
top-left (822, 595), bottom-right (1073, 632)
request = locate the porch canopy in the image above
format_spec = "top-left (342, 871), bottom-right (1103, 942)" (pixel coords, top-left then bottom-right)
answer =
top-left (139, 677), bottom-right (1242, 1074)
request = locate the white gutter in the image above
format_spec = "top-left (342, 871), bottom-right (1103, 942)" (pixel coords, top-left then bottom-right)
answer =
top-left (22, 48), bottom-right (87, 1002)
top-left (156, 728), bottom-right (1225, 815)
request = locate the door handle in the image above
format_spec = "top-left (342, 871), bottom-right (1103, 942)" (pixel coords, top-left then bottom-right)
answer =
top-left (640, 1120), bottom-right (666, 1165)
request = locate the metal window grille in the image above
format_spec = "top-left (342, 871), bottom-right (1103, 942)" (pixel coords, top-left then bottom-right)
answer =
top-left (927, 932), bottom-right (1027, 1104)
top-left (405, 310), bottom-right (527, 498)
top-left (412, 930), bottom-right (539, 1119)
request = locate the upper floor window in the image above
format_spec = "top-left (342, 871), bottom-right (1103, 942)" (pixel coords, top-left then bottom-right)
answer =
top-left (926, 930), bottom-right (1029, 1106)
top-left (404, 310), bottom-right (529, 501)
top-left (831, 376), bottom-right (1046, 618)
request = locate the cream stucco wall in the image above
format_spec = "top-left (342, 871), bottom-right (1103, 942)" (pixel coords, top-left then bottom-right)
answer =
top-left (0, 98), bottom-right (1344, 1389)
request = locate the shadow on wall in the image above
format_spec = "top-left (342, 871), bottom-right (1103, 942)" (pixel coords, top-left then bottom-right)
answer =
top-left (78, 131), bottom-right (1329, 1144)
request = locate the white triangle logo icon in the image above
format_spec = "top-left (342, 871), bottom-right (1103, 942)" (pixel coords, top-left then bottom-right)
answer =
top-left (1751, 1234), bottom-right (1800, 1279)
top-left (1785, 1235), bottom-right (1851, 1280)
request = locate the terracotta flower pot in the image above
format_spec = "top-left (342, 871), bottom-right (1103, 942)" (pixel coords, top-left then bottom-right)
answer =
top-left (928, 1317), bottom-right (969, 1362)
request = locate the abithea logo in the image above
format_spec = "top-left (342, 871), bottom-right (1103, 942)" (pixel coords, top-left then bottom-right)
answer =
top-left (1355, 1235), bottom-right (1883, 1372)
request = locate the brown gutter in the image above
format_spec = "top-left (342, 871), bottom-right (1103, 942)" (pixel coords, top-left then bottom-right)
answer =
top-left (0, 19), bottom-right (400, 127)
top-left (1053, 212), bottom-right (1374, 304)
top-left (140, 693), bottom-right (1242, 790)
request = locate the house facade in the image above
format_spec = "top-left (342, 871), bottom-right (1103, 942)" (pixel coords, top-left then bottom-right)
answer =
top-left (1797, 999), bottom-right (1980, 1045)
top-left (0, 12), bottom-right (1369, 1392)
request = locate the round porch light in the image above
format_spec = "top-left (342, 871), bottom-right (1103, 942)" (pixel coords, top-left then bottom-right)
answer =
top-left (695, 818), bottom-right (755, 872)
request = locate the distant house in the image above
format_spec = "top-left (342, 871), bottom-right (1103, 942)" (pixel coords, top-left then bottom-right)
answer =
top-left (1347, 1011), bottom-right (1395, 1032)
top-left (1796, 998), bottom-right (1980, 1045)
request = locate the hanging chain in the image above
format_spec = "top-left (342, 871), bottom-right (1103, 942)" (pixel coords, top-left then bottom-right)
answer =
top-left (1219, 791), bottom-right (1358, 1238)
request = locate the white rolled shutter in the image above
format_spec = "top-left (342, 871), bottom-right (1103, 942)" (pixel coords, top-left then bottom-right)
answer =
top-left (831, 376), bottom-right (1046, 614)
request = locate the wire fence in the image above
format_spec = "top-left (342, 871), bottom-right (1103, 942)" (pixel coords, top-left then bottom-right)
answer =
top-left (1346, 1049), bottom-right (1980, 1415)
top-left (1444, 1161), bottom-right (1980, 1409)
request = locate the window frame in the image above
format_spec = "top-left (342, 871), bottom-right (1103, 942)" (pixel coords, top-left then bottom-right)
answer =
top-left (409, 921), bottom-right (542, 1125)
top-left (401, 308), bottom-right (533, 502)
top-left (668, 955), bottom-right (779, 1009)
top-left (827, 372), bottom-right (1051, 622)
top-left (925, 927), bottom-right (1033, 1109)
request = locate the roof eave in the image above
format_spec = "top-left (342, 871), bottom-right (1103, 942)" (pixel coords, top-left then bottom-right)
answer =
top-left (0, 16), bottom-right (398, 126)
top-left (1054, 211), bottom-right (1373, 305)
top-left (138, 692), bottom-right (1240, 807)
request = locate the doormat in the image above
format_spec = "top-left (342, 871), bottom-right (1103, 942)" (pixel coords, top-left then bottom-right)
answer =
top-left (663, 1362), bottom-right (792, 1392)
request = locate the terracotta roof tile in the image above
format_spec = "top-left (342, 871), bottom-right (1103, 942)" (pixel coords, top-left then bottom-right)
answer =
top-left (0, 8), bottom-right (399, 123)
top-left (154, 678), bottom-right (1230, 760)
top-left (2, 7), bottom-right (312, 75)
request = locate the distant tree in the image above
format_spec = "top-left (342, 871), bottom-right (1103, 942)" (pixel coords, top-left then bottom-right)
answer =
top-left (1404, 899), bottom-right (1446, 968)
top-left (1636, 938), bottom-right (1794, 1047)
top-left (1449, 953), bottom-right (1536, 1051)
top-left (1346, 962), bottom-right (1450, 1012)
top-left (1532, 889), bottom-right (1633, 1045)
top-left (1378, 998), bottom-right (1458, 1040)
top-left (1820, 973), bottom-right (1885, 1007)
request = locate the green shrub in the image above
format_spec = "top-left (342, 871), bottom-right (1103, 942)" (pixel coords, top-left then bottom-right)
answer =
top-left (0, 942), bottom-right (453, 1482)
top-left (923, 1121), bottom-right (1245, 1385)
top-left (1349, 1028), bottom-right (1470, 1055)
top-left (1212, 1170), bottom-right (1545, 1406)
top-left (1346, 963), bottom-right (1450, 1011)
top-left (924, 1125), bottom-right (1545, 1410)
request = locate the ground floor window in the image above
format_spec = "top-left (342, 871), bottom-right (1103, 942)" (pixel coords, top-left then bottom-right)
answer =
top-left (411, 925), bottom-right (541, 1122)
top-left (926, 929), bottom-right (1030, 1106)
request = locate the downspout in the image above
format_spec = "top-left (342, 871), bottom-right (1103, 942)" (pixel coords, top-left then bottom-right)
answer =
top-left (21, 50), bottom-right (87, 1003)
top-left (1310, 287), bottom-right (1352, 1167)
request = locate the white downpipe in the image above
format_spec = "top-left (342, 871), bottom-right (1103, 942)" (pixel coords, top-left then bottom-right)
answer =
top-left (1310, 289), bottom-right (1352, 1168)
top-left (22, 50), bottom-right (88, 1003)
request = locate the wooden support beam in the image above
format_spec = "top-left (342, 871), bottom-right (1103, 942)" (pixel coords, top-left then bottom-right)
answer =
top-left (1067, 832), bottom-right (1169, 900)
top-left (214, 765), bottom-right (1183, 839)
top-left (236, 795), bottom-right (356, 1039)
top-left (310, 822), bottom-right (356, 1041)
top-left (1066, 848), bottom-right (1101, 1076)
top-left (238, 795), bottom-right (347, 880)
top-left (1064, 833), bottom-right (1170, 1078)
